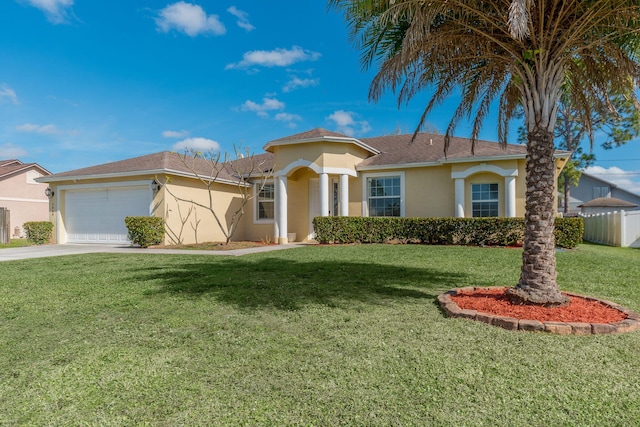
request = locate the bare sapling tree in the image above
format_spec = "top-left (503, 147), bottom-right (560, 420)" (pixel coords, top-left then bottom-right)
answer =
top-left (164, 201), bottom-right (194, 245)
top-left (159, 147), bottom-right (271, 245)
top-left (190, 209), bottom-right (201, 244)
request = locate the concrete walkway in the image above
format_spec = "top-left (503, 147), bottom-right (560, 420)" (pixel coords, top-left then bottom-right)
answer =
top-left (0, 243), bottom-right (307, 262)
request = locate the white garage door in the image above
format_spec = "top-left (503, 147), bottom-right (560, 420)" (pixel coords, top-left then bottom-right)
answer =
top-left (65, 186), bottom-right (151, 244)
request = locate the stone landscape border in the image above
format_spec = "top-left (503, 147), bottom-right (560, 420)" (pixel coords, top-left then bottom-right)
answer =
top-left (438, 287), bottom-right (640, 335)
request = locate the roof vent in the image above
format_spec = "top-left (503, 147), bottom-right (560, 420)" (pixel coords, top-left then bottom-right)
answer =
top-left (429, 139), bottom-right (433, 145)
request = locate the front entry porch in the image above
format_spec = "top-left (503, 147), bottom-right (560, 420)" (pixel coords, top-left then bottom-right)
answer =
top-left (273, 161), bottom-right (355, 244)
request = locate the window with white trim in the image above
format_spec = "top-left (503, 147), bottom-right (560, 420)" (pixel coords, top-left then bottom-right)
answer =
top-left (367, 175), bottom-right (401, 217)
top-left (471, 183), bottom-right (499, 217)
top-left (332, 179), bottom-right (339, 216)
top-left (256, 182), bottom-right (274, 222)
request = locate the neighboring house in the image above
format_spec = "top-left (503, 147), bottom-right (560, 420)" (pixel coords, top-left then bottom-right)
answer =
top-left (38, 128), bottom-right (571, 245)
top-left (564, 171), bottom-right (640, 214)
top-left (0, 160), bottom-right (52, 237)
top-left (578, 197), bottom-right (638, 215)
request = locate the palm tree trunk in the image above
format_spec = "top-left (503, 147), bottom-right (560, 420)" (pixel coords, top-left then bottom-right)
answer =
top-left (563, 174), bottom-right (571, 215)
top-left (506, 127), bottom-right (569, 306)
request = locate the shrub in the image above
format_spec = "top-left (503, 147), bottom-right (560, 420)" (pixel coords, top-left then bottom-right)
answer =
top-left (313, 216), bottom-right (583, 249)
top-left (124, 216), bottom-right (165, 248)
top-left (23, 221), bottom-right (54, 245)
top-left (555, 217), bottom-right (584, 249)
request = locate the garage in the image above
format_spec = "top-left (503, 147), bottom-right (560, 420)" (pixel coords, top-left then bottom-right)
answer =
top-left (64, 186), bottom-right (151, 244)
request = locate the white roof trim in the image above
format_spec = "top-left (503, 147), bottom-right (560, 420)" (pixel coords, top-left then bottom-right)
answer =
top-left (357, 151), bottom-right (569, 171)
top-left (451, 163), bottom-right (518, 179)
top-left (1, 163), bottom-right (51, 180)
top-left (264, 135), bottom-right (380, 155)
top-left (37, 168), bottom-right (247, 188)
top-left (357, 161), bottom-right (443, 171)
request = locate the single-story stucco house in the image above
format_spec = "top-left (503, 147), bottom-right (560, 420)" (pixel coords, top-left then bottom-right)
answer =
top-left (38, 128), bottom-right (570, 245)
top-left (0, 159), bottom-right (51, 238)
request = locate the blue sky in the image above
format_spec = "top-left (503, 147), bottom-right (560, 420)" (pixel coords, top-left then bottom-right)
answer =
top-left (1, 0), bottom-right (639, 194)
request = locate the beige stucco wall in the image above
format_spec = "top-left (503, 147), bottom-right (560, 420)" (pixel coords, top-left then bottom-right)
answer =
top-left (0, 168), bottom-right (50, 237)
top-left (227, 178), bottom-right (275, 243)
top-left (162, 176), bottom-right (246, 245)
top-left (408, 166), bottom-right (455, 217)
top-left (46, 173), bottom-right (267, 246)
top-left (271, 142), bottom-right (371, 173)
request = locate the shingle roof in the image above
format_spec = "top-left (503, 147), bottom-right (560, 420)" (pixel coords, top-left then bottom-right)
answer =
top-left (267, 127), bottom-right (353, 143)
top-left (358, 133), bottom-right (531, 167)
top-left (0, 159), bottom-right (21, 168)
top-left (42, 151), bottom-right (274, 183)
top-left (0, 159), bottom-right (51, 179)
top-left (41, 129), bottom-right (569, 181)
top-left (578, 197), bottom-right (638, 208)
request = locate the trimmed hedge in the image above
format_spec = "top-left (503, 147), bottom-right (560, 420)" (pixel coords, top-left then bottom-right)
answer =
top-left (23, 221), bottom-right (54, 245)
top-left (124, 216), bottom-right (165, 248)
top-left (312, 216), bottom-right (583, 249)
top-left (554, 217), bottom-right (584, 249)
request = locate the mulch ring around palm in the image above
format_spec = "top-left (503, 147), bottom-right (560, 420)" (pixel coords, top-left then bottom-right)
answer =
top-left (438, 287), bottom-right (640, 335)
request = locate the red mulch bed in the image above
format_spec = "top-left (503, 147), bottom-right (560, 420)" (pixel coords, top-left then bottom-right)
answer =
top-left (451, 287), bottom-right (627, 323)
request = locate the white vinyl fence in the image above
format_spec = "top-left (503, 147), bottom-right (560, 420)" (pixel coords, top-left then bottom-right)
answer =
top-left (581, 210), bottom-right (640, 248)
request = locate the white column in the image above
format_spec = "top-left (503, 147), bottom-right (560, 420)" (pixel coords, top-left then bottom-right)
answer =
top-left (339, 174), bottom-right (349, 216)
top-left (454, 178), bottom-right (465, 218)
top-left (319, 173), bottom-right (329, 217)
top-left (276, 175), bottom-right (288, 244)
top-left (505, 176), bottom-right (516, 218)
top-left (273, 184), bottom-right (279, 240)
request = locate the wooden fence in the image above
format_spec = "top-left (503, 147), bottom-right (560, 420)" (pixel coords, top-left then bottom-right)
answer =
top-left (581, 210), bottom-right (640, 248)
top-left (0, 208), bottom-right (9, 244)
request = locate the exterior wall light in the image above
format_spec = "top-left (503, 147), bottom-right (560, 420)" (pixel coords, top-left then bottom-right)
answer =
top-left (151, 180), bottom-right (162, 193)
top-left (44, 187), bottom-right (54, 198)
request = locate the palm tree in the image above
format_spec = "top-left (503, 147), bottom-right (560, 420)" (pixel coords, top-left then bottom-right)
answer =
top-left (329, 0), bottom-right (640, 306)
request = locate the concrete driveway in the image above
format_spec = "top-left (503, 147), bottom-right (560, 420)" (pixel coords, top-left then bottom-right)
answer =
top-left (0, 243), bottom-right (305, 262)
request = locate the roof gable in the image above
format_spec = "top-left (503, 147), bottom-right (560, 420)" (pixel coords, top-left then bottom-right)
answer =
top-left (578, 172), bottom-right (640, 199)
top-left (0, 160), bottom-right (51, 180)
top-left (264, 127), bottom-right (380, 155)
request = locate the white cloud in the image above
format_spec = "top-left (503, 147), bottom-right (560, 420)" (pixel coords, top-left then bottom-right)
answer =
top-left (275, 112), bottom-right (302, 129)
top-left (227, 6), bottom-right (255, 31)
top-left (326, 110), bottom-right (371, 136)
top-left (0, 143), bottom-right (27, 158)
top-left (156, 2), bottom-right (226, 37)
top-left (241, 97), bottom-right (285, 117)
top-left (584, 165), bottom-right (640, 195)
top-left (172, 137), bottom-right (220, 152)
top-left (22, 0), bottom-right (74, 24)
top-left (0, 85), bottom-right (19, 104)
top-left (16, 123), bottom-right (62, 134)
top-left (275, 113), bottom-right (302, 122)
top-left (283, 75), bottom-right (319, 93)
top-left (162, 129), bottom-right (189, 138)
top-left (226, 46), bottom-right (321, 70)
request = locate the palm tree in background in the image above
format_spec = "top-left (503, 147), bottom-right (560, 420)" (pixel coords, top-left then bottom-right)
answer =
top-left (329, 0), bottom-right (640, 306)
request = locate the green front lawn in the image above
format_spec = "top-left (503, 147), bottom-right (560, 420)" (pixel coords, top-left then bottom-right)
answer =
top-left (0, 238), bottom-right (32, 249)
top-left (1, 244), bottom-right (639, 426)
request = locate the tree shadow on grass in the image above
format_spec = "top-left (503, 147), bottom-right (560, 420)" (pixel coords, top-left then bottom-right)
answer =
top-left (137, 256), bottom-right (469, 311)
